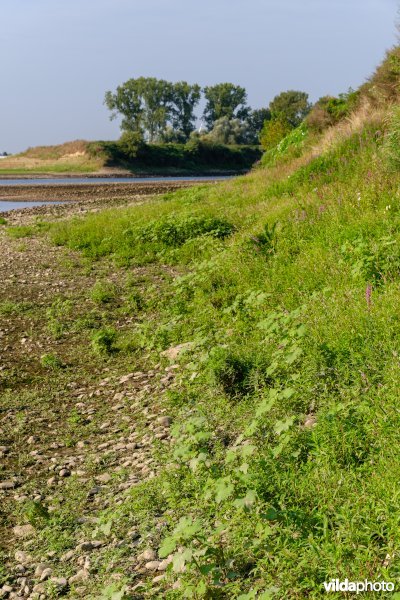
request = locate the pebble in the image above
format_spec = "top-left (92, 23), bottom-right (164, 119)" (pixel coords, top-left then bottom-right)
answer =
top-left (158, 556), bottom-right (173, 571)
top-left (138, 549), bottom-right (156, 562)
top-left (68, 569), bottom-right (89, 584)
top-left (50, 577), bottom-right (68, 591)
top-left (39, 568), bottom-right (52, 581)
top-left (15, 551), bottom-right (31, 564)
top-left (157, 416), bottom-right (172, 427)
top-left (13, 524), bottom-right (35, 538)
top-left (145, 560), bottom-right (161, 570)
top-left (59, 469), bottom-right (71, 477)
top-left (0, 480), bottom-right (17, 490)
top-left (34, 563), bottom-right (51, 578)
top-left (60, 550), bottom-right (75, 562)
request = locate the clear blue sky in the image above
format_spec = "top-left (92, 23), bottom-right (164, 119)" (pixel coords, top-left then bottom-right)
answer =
top-left (1, 0), bottom-right (398, 153)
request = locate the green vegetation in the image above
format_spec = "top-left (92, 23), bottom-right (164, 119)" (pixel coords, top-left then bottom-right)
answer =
top-left (4, 47), bottom-right (400, 599)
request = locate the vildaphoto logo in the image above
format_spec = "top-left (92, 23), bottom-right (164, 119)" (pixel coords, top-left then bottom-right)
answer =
top-left (323, 579), bottom-right (395, 594)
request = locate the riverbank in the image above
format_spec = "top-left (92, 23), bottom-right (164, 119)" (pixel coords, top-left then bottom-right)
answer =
top-left (0, 178), bottom-right (216, 224)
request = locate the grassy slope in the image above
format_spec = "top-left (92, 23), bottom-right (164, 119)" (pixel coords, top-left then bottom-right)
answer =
top-left (3, 55), bottom-right (400, 597)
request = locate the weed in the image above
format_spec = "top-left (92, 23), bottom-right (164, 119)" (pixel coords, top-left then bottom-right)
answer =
top-left (91, 327), bottom-right (117, 355)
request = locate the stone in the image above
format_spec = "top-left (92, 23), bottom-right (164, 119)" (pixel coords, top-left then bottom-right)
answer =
top-left (39, 568), bottom-right (52, 582)
top-left (50, 578), bottom-right (68, 591)
top-left (144, 561), bottom-right (161, 570)
top-left (13, 524), bottom-right (35, 538)
top-left (60, 550), bottom-right (75, 562)
top-left (95, 473), bottom-right (111, 483)
top-left (59, 469), bottom-right (71, 478)
top-left (157, 416), bottom-right (172, 427)
top-left (34, 563), bottom-right (50, 578)
top-left (152, 574), bottom-right (165, 583)
top-left (15, 551), bottom-right (31, 564)
top-left (137, 549), bottom-right (156, 562)
top-left (0, 480), bottom-right (17, 490)
top-left (68, 569), bottom-right (89, 584)
top-left (158, 555), bottom-right (173, 571)
top-left (161, 342), bottom-right (193, 361)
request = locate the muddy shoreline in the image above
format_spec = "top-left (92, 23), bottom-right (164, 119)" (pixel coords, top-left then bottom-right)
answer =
top-left (0, 179), bottom-right (217, 225)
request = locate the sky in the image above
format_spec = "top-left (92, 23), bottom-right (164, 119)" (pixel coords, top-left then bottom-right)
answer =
top-left (1, 0), bottom-right (398, 153)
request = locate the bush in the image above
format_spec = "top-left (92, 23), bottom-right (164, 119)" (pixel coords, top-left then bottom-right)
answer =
top-left (91, 328), bottom-right (117, 355)
top-left (40, 353), bottom-right (64, 370)
top-left (90, 281), bottom-right (117, 304)
top-left (260, 118), bottom-right (291, 151)
top-left (208, 348), bottom-right (253, 397)
top-left (136, 215), bottom-right (236, 247)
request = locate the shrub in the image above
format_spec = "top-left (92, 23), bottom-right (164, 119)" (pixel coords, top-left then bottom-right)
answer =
top-left (249, 222), bottom-right (277, 257)
top-left (90, 281), bottom-right (117, 304)
top-left (40, 353), bottom-right (64, 370)
top-left (208, 348), bottom-right (253, 398)
top-left (136, 215), bottom-right (236, 247)
top-left (260, 118), bottom-right (291, 151)
top-left (91, 328), bottom-right (117, 355)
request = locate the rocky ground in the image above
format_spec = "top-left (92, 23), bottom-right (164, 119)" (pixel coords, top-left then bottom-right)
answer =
top-left (0, 190), bottom-right (188, 598)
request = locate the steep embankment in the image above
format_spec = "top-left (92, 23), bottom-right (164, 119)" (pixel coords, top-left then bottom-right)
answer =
top-left (1, 49), bottom-right (400, 598)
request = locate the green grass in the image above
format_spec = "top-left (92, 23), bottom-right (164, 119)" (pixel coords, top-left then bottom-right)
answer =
top-left (2, 98), bottom-right (399, 599)
top-left (39, 115), bottom-right (400, 597)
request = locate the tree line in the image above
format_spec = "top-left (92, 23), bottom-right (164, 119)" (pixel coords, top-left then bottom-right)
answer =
top-left (104, 78), bottom-right (312, 148)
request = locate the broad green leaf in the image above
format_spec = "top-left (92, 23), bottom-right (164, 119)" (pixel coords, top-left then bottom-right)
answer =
top-left (274, 416), bottom-right (295, 435)
top-left (214, 477), bottom-right (234, 503)
top-left (158, 536), bottom-right (177, 558)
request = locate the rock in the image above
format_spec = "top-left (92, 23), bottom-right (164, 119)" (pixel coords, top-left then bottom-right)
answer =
top-left (32, 583), bottom-right (46, 594)
top-left (95, 473), bottom-right (111, 483)
top-left (13, 524), bottom-right (35, 538)
top-left (161, 342), bottom-right (193, 361)
top-left (68, 569), bottom-right (89, 584)
top-left (0, 480), bottom-right (17, 490)
top-left (144, 561), bottom-right (161, 571)
top-left (39, 568), bottom-right (52, 582)
top-left (158, 555), bottom-right (173, 571)
top-left (152, 574), bottom-right (165, 583)
top-left (34, 563), bottom-right (50, 578)
top-left (59, 469), bottom-right (70, 478)
top-left (60, 550), bottom-right (75, 562)
top-left (157, 416), bottom-right (172, 427)
top-left (137, 549), bottom-right (156, 562)
top-left (15, 551), bottom-right (31, 564)
top-left (50, 578), bottom-right (68, 591)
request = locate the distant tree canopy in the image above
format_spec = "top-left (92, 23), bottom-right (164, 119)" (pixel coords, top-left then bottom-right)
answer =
top-left (269, 90), bottom-right (312, 127)
top-left (105, 78), bottom-right (201, 142)
top-left (105, 77), bottom-right (311, 147)
top-left (203, 83), bottom-right (249, 129)
top-left (203, 117), bottom-right (252, 145)
top-left (246, 108), bottom-right (271, 143)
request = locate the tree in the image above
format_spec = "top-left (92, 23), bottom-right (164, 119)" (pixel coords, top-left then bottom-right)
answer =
top-left (204, 117), bottom-right (252, 145)
top-left (104, 80), bottom-right (144, 134)
top-left (203, 83), bottom-right (249, 129)
top-left (105, 77), bottom-right (174, 142)
top-left (246, 108), bottom-right (271, 143)
top-left (170, 82), bottom-right (201, 140)
top-left (269, 90), bottom-right (312, 127)
top-left (259, 118), bottom-right (291, 151)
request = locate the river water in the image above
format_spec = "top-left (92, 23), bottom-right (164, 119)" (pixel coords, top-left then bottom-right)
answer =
top-left (0, 201), bottom-right (66, 212)
top-left (0, 175), bottom-right (232, 186)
